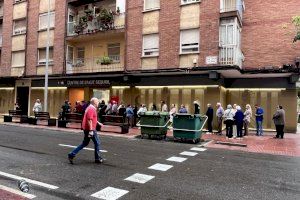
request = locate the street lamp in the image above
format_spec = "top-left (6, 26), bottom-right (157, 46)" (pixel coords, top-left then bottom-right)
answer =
top-left (44, 0), bottom-right (51, 112)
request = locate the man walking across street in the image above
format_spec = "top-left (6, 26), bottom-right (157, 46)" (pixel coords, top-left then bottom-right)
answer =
top-left (255, 104), bottom-right (264, 136)
top-left (68, 97), bottom-right (103, 164)
top-left (273, 105), bottom-right (285, 139)
top-left (216, 102), bottom-right (224, 135)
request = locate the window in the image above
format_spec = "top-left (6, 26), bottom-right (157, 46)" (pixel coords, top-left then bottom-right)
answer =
top-left (39, 12), bottom-right (55, 30)
top-left (116, 0), bottom-right (126, 13)
top-left (143, 34), bottom-right (159, 56)
top-left (181, 0), bottom-right (200, 5)
top-left (14, 0), bottom-right (26, 3)
top-left (38, 47), bottom-right (53, 65)
top-left (108, 43), bottom-right (120, 62)
top-left (144, 0), bottom-right (160, 11)
top-left (77, 47), bottom-right (85, 63)
top-left (180, 29), bottom-right (199, 53)
top-left (12, 51), bottom-right (25, 67)
top-left (219, 18), bottom-right (238, 46)
top-left (13, 19), bottom-right (27, 35)
top-left (66, 46), bottom-right (74, 64)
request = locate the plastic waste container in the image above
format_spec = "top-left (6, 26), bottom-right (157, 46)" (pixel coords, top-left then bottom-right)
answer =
top-left (137, 111), bottom-right (170, 139)
top-left (172, 114), bottom-right (208, 143)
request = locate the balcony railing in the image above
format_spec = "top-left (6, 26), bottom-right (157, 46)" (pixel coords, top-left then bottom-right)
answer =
top-left (67, 12), bottom-right (125, 36)
top-left (66, 55), bottom-right (124, 74)
top-left (219, 46), bottom-right (244, 68)
top-left (220, 0), bottom-right (244, 19)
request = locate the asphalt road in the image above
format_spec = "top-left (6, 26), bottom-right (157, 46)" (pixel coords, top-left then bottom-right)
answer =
top-left (0, 124), bottom-right (299, 200)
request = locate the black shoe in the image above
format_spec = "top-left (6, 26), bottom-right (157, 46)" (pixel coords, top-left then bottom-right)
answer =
top-left (95, 158), bottom-right (103, 164)
top-left (68, 155), bottom-right (74, 164)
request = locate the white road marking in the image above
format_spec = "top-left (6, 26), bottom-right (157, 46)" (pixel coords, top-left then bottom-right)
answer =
top-left (180, 151), bottom-right (198, 156)
top-left (0, 171), bottom-right (59, 190)
top-left (148, 163), bottom-right (173, 172)
top-left (91, 187), bottom-right (129, 200)
top-left (58, 144), bottom-right (108, 153)
top-left (0, 184), bottom-right (36, 199)
top-left (190, 147), bottom-right (207, 152)
top-left (166, 156), bottom-right (187, 163)
top-left (124, 173), bottom-right (155, 184)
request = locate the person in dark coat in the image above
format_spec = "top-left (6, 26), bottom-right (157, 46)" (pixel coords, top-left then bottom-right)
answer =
top-left (194, 101), bottom-right (200, 114)
top-left (233, 106), bottom-right (244, 138)
top-left (206, 104), bottom-right (213, 133)
top-left (273, 105), bottom-right (286, 139)
top-left (98, 100), bottom-right (106, 122)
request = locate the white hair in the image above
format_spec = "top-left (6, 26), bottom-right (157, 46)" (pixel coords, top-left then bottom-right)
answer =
top-left (236, 106), bottom-right (241, 110)
top-left (216, 102), bottom-right (221, 106)
top-left (90, 97), bottom-right (99, 105)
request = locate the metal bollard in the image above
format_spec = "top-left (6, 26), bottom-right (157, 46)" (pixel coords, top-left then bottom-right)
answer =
top-left (18, 180), bottom-right (29, 193)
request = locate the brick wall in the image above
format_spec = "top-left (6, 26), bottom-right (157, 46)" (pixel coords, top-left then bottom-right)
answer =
top-left (242, 0), bottom-right (300, 68)
top-left (125, 0), bottom-right (143, 71)
top-left (199, 0), bottom-right (220, 66)
top-left (158, 0), bottom-right (180, 69)
top-left (25, 0), bottom-right (39, 76)
top-left (53, 0), bottom-right (66, 74)
top-left (0, 0), bottom-right (13, 77)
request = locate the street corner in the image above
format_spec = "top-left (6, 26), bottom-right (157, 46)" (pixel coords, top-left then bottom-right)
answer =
top-left (0, 185), bottom-right (36, 200)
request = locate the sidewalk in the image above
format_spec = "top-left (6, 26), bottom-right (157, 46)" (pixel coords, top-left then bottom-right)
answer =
top-left (1, 122), bottom-right (300, 157)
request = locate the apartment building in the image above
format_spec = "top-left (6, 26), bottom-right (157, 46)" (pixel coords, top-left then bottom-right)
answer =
top-left (0, 0), bottom-right (299, 132)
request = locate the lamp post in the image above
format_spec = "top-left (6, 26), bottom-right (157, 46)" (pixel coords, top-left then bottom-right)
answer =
top-left (44, 0), bottom-right (51, 112)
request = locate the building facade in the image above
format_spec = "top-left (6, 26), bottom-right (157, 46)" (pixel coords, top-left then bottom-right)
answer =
top-left (0, 0), bottom-right (299, 132)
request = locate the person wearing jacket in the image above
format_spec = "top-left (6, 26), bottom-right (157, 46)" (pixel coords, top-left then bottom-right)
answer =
top-left (126, 104), bottom-right (134, 128)
top-left (273, 105), bottom-right (285, 139)
top-left (179, 104), bottom-right (188, 113)
top-left (243, 104), bottom-right (252, 136)
top-left (216, 103), bottom-right (224, 135)
top-left (33, 99), bottom-right (42, 113)
top-left (255, 104), bottom-right (264, 136)
top-left (223, 104), bottom-right (235, 138)
top-left (169, 104), bottom-right (177, 122)
top-left (206, 104), bottom-right (214, 133)
top-left (232, 104), bottom-right (238, 138)
top-left (194, 101), bottom-right (200, 114)
top-left (234, 106), bottom-right (244, 139)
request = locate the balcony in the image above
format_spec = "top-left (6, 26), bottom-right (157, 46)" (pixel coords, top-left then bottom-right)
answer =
top-left (220, 0), bottom-right (244, 22)
top-left (66, 55), bottom-right (124, 74)
top-left (67, 0), bottom-right (125, 38)
top-left (219, 46), bottom-right (244, 68)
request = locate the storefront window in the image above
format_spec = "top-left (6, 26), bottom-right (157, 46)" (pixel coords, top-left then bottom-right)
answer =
top-left (93, 89), bottom-right (110, 103)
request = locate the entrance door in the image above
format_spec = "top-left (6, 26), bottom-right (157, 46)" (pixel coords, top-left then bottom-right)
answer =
top-left (16, 87), bottom-right (29, 115)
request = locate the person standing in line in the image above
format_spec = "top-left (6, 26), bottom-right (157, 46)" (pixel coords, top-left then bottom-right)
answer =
top-left (223, 104), bottom-right (235, 139)
top-left (216, 102), bottom-right (224, 135)
top-left (151, 104), bottom-right (157, 111)
top-left (98, 100), bottom-right (107, 123)
top-left (255, 104), bottom-right (264, 136)
top-left (105, 101), bottom-right (112, 115)
top-left (126, 104), bottom-right (134, 128)
top-left (179, 104), bottom-right (188, 113)
top-left (68, 97), bottom-right (103, 164)
top-left (243, 104), bottom-right (252, 136)
top-left (234, 106), bottom-right (244, 139)
top-left (161, 100), bottom-right (168, 112)
top-left (194, 101), bottom-right (200, 114)
top-left (169, 104), bottom-right (177, 122)
top-left (137, 104), bottom-right (147, 116)
top-left (33, 99), bottom-right (42, 113)
top-left (273, 105), bottom-right (285, 139)
top-left (206, 104), bottom-right (214, 134)
top-left (111, 101), bottom-right (118, 115)
top-left (232, 104), bottom-right (238, 138)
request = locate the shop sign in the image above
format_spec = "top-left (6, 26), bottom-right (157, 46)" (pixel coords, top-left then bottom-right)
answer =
top-left (66, 80), bottom-right (110, 87)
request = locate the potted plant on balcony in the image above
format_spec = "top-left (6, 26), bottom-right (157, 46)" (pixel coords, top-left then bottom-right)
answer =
top-left (74, 16), bottom-right (88, 34)
top-left (96, 56), bottom-right (112, 65)
top-left (96, 8), bottom-right (114, 30)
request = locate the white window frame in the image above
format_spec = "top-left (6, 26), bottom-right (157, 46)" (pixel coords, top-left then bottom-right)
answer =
top-left (144, 0), bottom-right (160, 12)
top-left (180, 29), bottom-right (200, 54)
top-left (38, 47), bottom-right (54, 65)
top-left (39, 11), bottom-right (55, 30)
top-left (13, 19), bottom-right (27, 35)
top-left (143, 34), bottom-right (159, 57)
top-left (181, 0), bottom-right (200, 6)
top-left (66, 45), bottom-right (74, 64)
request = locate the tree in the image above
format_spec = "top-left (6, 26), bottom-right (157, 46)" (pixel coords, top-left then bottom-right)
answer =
top-left (292, 16), bottom-right (300, 42)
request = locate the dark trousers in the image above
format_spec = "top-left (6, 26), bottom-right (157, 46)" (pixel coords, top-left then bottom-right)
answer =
top-left (275, 125), bottom-right (285, 138)
top-left (207, 119), bottom-right (213, 132)
top-left (225, 120), bottom-right (234, 138)
top-left (217, 117), bottom-right (223, 133)
top-left (236, 123), bottom-right (243, 137)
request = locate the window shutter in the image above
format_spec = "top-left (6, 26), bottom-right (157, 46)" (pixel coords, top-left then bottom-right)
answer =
top-left (39, 12), bottom-right (55, 30)
top-left (12, 51), bottom-right (25, 67)
top-left (145, 0), bottom-right (160, 10)
top-left (143, 34), bottom-right (159, 50)
top-left (181, 29), bottom-right (199, 45)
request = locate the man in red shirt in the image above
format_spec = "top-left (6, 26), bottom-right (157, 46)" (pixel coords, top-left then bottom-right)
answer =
top-left (68, 97), bottom-right (103, 164)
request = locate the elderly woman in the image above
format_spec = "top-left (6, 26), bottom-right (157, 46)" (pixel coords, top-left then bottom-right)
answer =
top-left (243, 104), bottom-right (252, 136)
top-left (32, 99), bottom-right (42, 113)
top-left (223, 104), bottom-right (235, 139)
top-left (234, 106), bottom-right (244, 139)
top-left (169, 104), bottom-right (177, 122)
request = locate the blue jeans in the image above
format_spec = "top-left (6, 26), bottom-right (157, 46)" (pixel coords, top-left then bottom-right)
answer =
top-left (256, 121), bottom-right (263, 136)
top-left (69, 130), bottom-right (101, 160)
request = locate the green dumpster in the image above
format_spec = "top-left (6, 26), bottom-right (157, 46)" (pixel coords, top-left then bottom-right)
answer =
top-left (137, 111), bottom-right (170, 139)
top-left (172, 114), bottom-right (208, 143)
